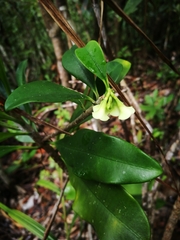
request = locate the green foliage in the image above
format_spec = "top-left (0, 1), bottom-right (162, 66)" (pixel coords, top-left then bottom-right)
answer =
top-left (54, 105), bottom-right (70, 127)
top-left (5, 81), bottom-right (93, 111)
top-left (157, 63), bottom-right (179, 82)
top-left (36, 179), bottom-right (75, 200)
top-left (16, 60), bottom-right (28, 87)
top-left (37, 157), bottom-right (75, 201)
top-left (0, 1), bottom-right (54, 82)
top-left (106, 58), bottom-right (131, 84)
top-left (75, 41), bottom-right (107, 87)
top-left (140, 89), bottom-right (174, 121)
top-left (70, 171), bottom-right (150, 240)
top-left (0, 58), bottom-right (11, 96)
top-left (0, 132), bottom-right (30, 143)
top-left (66, 0), bottom-right (94, 42)
top-left (5, 149), bottom-right (37, 175)
top-left (56, 129), bottom-right (162, 184)
top-left (0, 145), bottom-right (37, 158)
top-left (0, 41), bottom-right (163, 240)
top-left (0, 110), bottom-right (22, 123)
top-left (0, 203), bottom-right (55, 240)
top-left (62, 45), bottom-right (97, 95)
top-left (153, 128), bottom-right (164, 139)
top-left (124, 0), bottom-right (143, 15)
top-left (0, 0), bottom-right (179, 237)
top-left (117, 46), bottom-right (132, 58)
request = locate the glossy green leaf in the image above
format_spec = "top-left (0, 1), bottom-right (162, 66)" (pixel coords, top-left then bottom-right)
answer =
top-left (75, 41), bottom-right (107, 83)
top-left (56, 129), bottom-right (162, 184)
top-left (0, 132), bottom-right (30, 143)
top-left (5, 81), bottom-right (93, 111)
top-left (0, 58), bottom-right (11, 96)
top-left (122, 183), bottom-right (143, 196)
top-left (62, 45), bottom-right (97, 94)
top-left (0, 202), bottom-right (55, 240)
top-left (16, 60), bottom-right (28, 86)
top-left (0, 145), bottom-right (37, 158)
top-left (107, 58), bottom-right (131, 84)
top-left (69, 171), bottom-right (150, 240)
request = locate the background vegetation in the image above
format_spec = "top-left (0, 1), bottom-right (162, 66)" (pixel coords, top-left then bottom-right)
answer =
top-left (0, 0), bottom-right (180, 239)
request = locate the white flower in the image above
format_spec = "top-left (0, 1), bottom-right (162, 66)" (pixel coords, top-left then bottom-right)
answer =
top-left (92, 88), bottom-right (135, 121)
top-left (92, 98), bottom-right (110, 121)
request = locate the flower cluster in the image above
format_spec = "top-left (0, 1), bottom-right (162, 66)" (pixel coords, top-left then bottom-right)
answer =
top-left (92, 88), bottom-right (135, 121)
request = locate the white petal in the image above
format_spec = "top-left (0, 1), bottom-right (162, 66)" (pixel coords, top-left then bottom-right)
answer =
top-left (109, 105), bottom-right (120, 116)
top-left (92, 111), bottom-right (109, 121)
top-left (92, 104), bottom-right (109, 121)
top-left (118, 105), bottom-right (135, 120)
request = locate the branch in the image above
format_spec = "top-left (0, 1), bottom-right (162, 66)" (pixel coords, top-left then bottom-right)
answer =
top-left (63, 106), bottom-right (93, 132)
top-left (42, 177), bottom-right (69, 240)
top-left (103, 0), bottom-right (180, 75)
top-left (39, 0), bottom-right (84, 48)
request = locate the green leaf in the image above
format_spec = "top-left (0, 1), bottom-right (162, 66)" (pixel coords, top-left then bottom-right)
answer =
top-left (0, 202), bottom-right (55, 240)
top-left (36, 179), bottom-right (75, 200)
top-left (15, 60), bottom-right (32, 114)
top-left (69, 171), bottom-right (150, 240)
top-left (64, 181), bottom-right (76, 200)
top-left (5, 81), bottom-right (93, 111)
top-left (15, 135), bottom-right (34, 143)
top-left (0, 110), bottom-right (21, 122)
top-left (56, 129), bottom-right (162, 184)
top-left (122, 183), bottom-right (143, 196)
top-left (75, 40), bottom-right (107, 83)
top-left (0, 58), bottom-right (11, 96)
top-left (107, 58), bottom-right (131, 84)
top-left (124, 0), bottom-right (142, 15)
top-left (0, 145), bottom-right (38, 158)
top-left (16, 60), bottom-right (28, 86)
top-left (62, 45), bottom-right (97, 94)
top-left (0, 120), bottom-right (22, 130)
top-left (0, 132), bottom-right (30, 143)
top-left (36, 179), bottom-right (61, 195)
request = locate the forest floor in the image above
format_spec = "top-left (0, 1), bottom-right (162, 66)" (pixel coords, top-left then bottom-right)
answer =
top-left (0, 58), bottom-right (180, 240)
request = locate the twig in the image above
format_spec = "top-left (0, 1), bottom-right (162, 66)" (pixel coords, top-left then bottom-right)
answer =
top-left (42, 177), bottom-right (69, 240)
top-left (103, 0), bottom-right (180, 75)
top-left (162, 196), bottom-right (180, 240)
top-left (98, 0), bottom-right (104, 44)
top-left (39, 0), bottom-right (84, 48)
top-left (13, 107), bottom-right (72, 136)
top-left (63, 106), bottom-right (93, 131)
top-left (42, 105), bottom-right (93, 141)
top-left (0, 96), bottom-right (71, 136)
top-left (92, 0), bottom-right (113, 60)
top-left (121, 79), bottom-right (153, 144)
